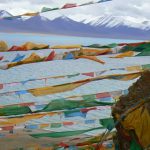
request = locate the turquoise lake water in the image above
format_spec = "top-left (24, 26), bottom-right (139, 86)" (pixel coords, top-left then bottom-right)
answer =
top-left (0, 33), bottom-right (141, 46)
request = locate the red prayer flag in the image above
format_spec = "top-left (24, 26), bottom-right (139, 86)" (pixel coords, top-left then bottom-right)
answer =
top-left (59, 142), bottom-right (69, 148)
top-left (62, 3), bottom-right (77, 9)
top-left (0, 56), bottom-right (3, 61)
top-left (96, 92), bottom-right (111, 99)
top-left (1, 126), bottom-right (14, 131)
top-left (82, 72), bottom-right (94, 77)
top-left (81, 107), bottom-right (96, 113)
top-left (0, 84), bottom-right (3, 90)
top-left (63, 121), bottom-right (74, 126)
top-left (45, 51), bottom-right (55, 61)
top-left (8, 46), bottom-right (27, 51)
top-left (20, 102), bottom-right (35, 106)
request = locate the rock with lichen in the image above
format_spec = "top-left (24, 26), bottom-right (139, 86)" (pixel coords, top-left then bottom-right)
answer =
top-left (112, 71), bottom-right (150, 150)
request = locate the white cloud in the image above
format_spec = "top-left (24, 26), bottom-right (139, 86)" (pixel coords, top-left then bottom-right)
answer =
top-left (0, 0), bottom-right (150, 20)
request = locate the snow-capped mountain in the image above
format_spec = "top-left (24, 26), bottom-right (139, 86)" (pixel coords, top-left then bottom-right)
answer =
top-left (0, 13), bottom-right (97, 36)
top-left (0, 10), bottom-right (13, 18)
top-left (69, 14), bottom-right (150, 30)
top-left (88, 15), bottom-right (150, 30)
top-left (1, 10), bottom-right (150, 40)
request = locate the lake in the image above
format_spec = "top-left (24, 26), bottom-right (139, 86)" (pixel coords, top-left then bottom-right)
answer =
top-left (0, 32), bottom-right (141, 46)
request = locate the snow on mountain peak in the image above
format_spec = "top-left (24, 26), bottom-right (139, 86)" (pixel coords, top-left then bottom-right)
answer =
top-left (88, 15), bottom-right (124, 27)
top-left (68, 14), bottom-right (150, 30)
top-left (40, 15), bottom-right (49, 21)
top-left (60, 15), bottom-right (71, 21)
top-left (68, 14), bottom-right (95, 22)
top-left (1, 9), bottom-right (150, 31)
top-left (0, 10), bottom-right (13, 18)
top-left (50, 15), bottom-right (73, 22)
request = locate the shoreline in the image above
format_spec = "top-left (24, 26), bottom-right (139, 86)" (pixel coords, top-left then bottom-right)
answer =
top-left (0, 31), bottom-right (144, 41)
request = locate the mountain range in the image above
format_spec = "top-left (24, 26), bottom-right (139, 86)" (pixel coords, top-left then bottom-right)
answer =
top-left (0, 10), bottom-right (150, 40)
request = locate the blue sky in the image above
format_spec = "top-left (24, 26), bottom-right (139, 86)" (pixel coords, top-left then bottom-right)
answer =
top-left (0, 0), bottom-right (150, 20)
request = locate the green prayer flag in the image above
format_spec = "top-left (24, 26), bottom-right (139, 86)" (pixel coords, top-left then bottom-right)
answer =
top-left (30, 127), bottom-right (102, 138)
top-left (0, 105), bottom-right (31, 116)
top-left (41, 7), bottom-right (59, 12)
top-left (82, 94), bottom-right (95, 101)
top-left (67, 73), bottom-right (80, 78)
top-left (100, 118), bottom-right (115, 130)
top-left (51, 123), bottom-right (62, 128)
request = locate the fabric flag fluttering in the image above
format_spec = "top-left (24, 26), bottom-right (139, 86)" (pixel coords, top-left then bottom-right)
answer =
top-left (11, 54), bottom-right (25, 62)
top-left (19, 72), bottom-right (143, 96)
top-left (110, 51), bottom-right (135, 58)
top-left (0, 63), bottom-right (145, 90)
top-left (0, 90), bottom-right (123, 116)
top-left (0, 71), bottom-right (142, 97)
top-left (0, 48), bottom-right (112, 70)
top-left (21, 12), bottom-right (39, 16)
top-left (62, 3), bottom-right (77, 9)
top-left (1, 0), bottom-right (112, 20)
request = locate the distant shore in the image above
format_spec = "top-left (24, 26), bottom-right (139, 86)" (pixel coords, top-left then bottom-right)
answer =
top-left (0, 31), bottom-right (145, 41)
